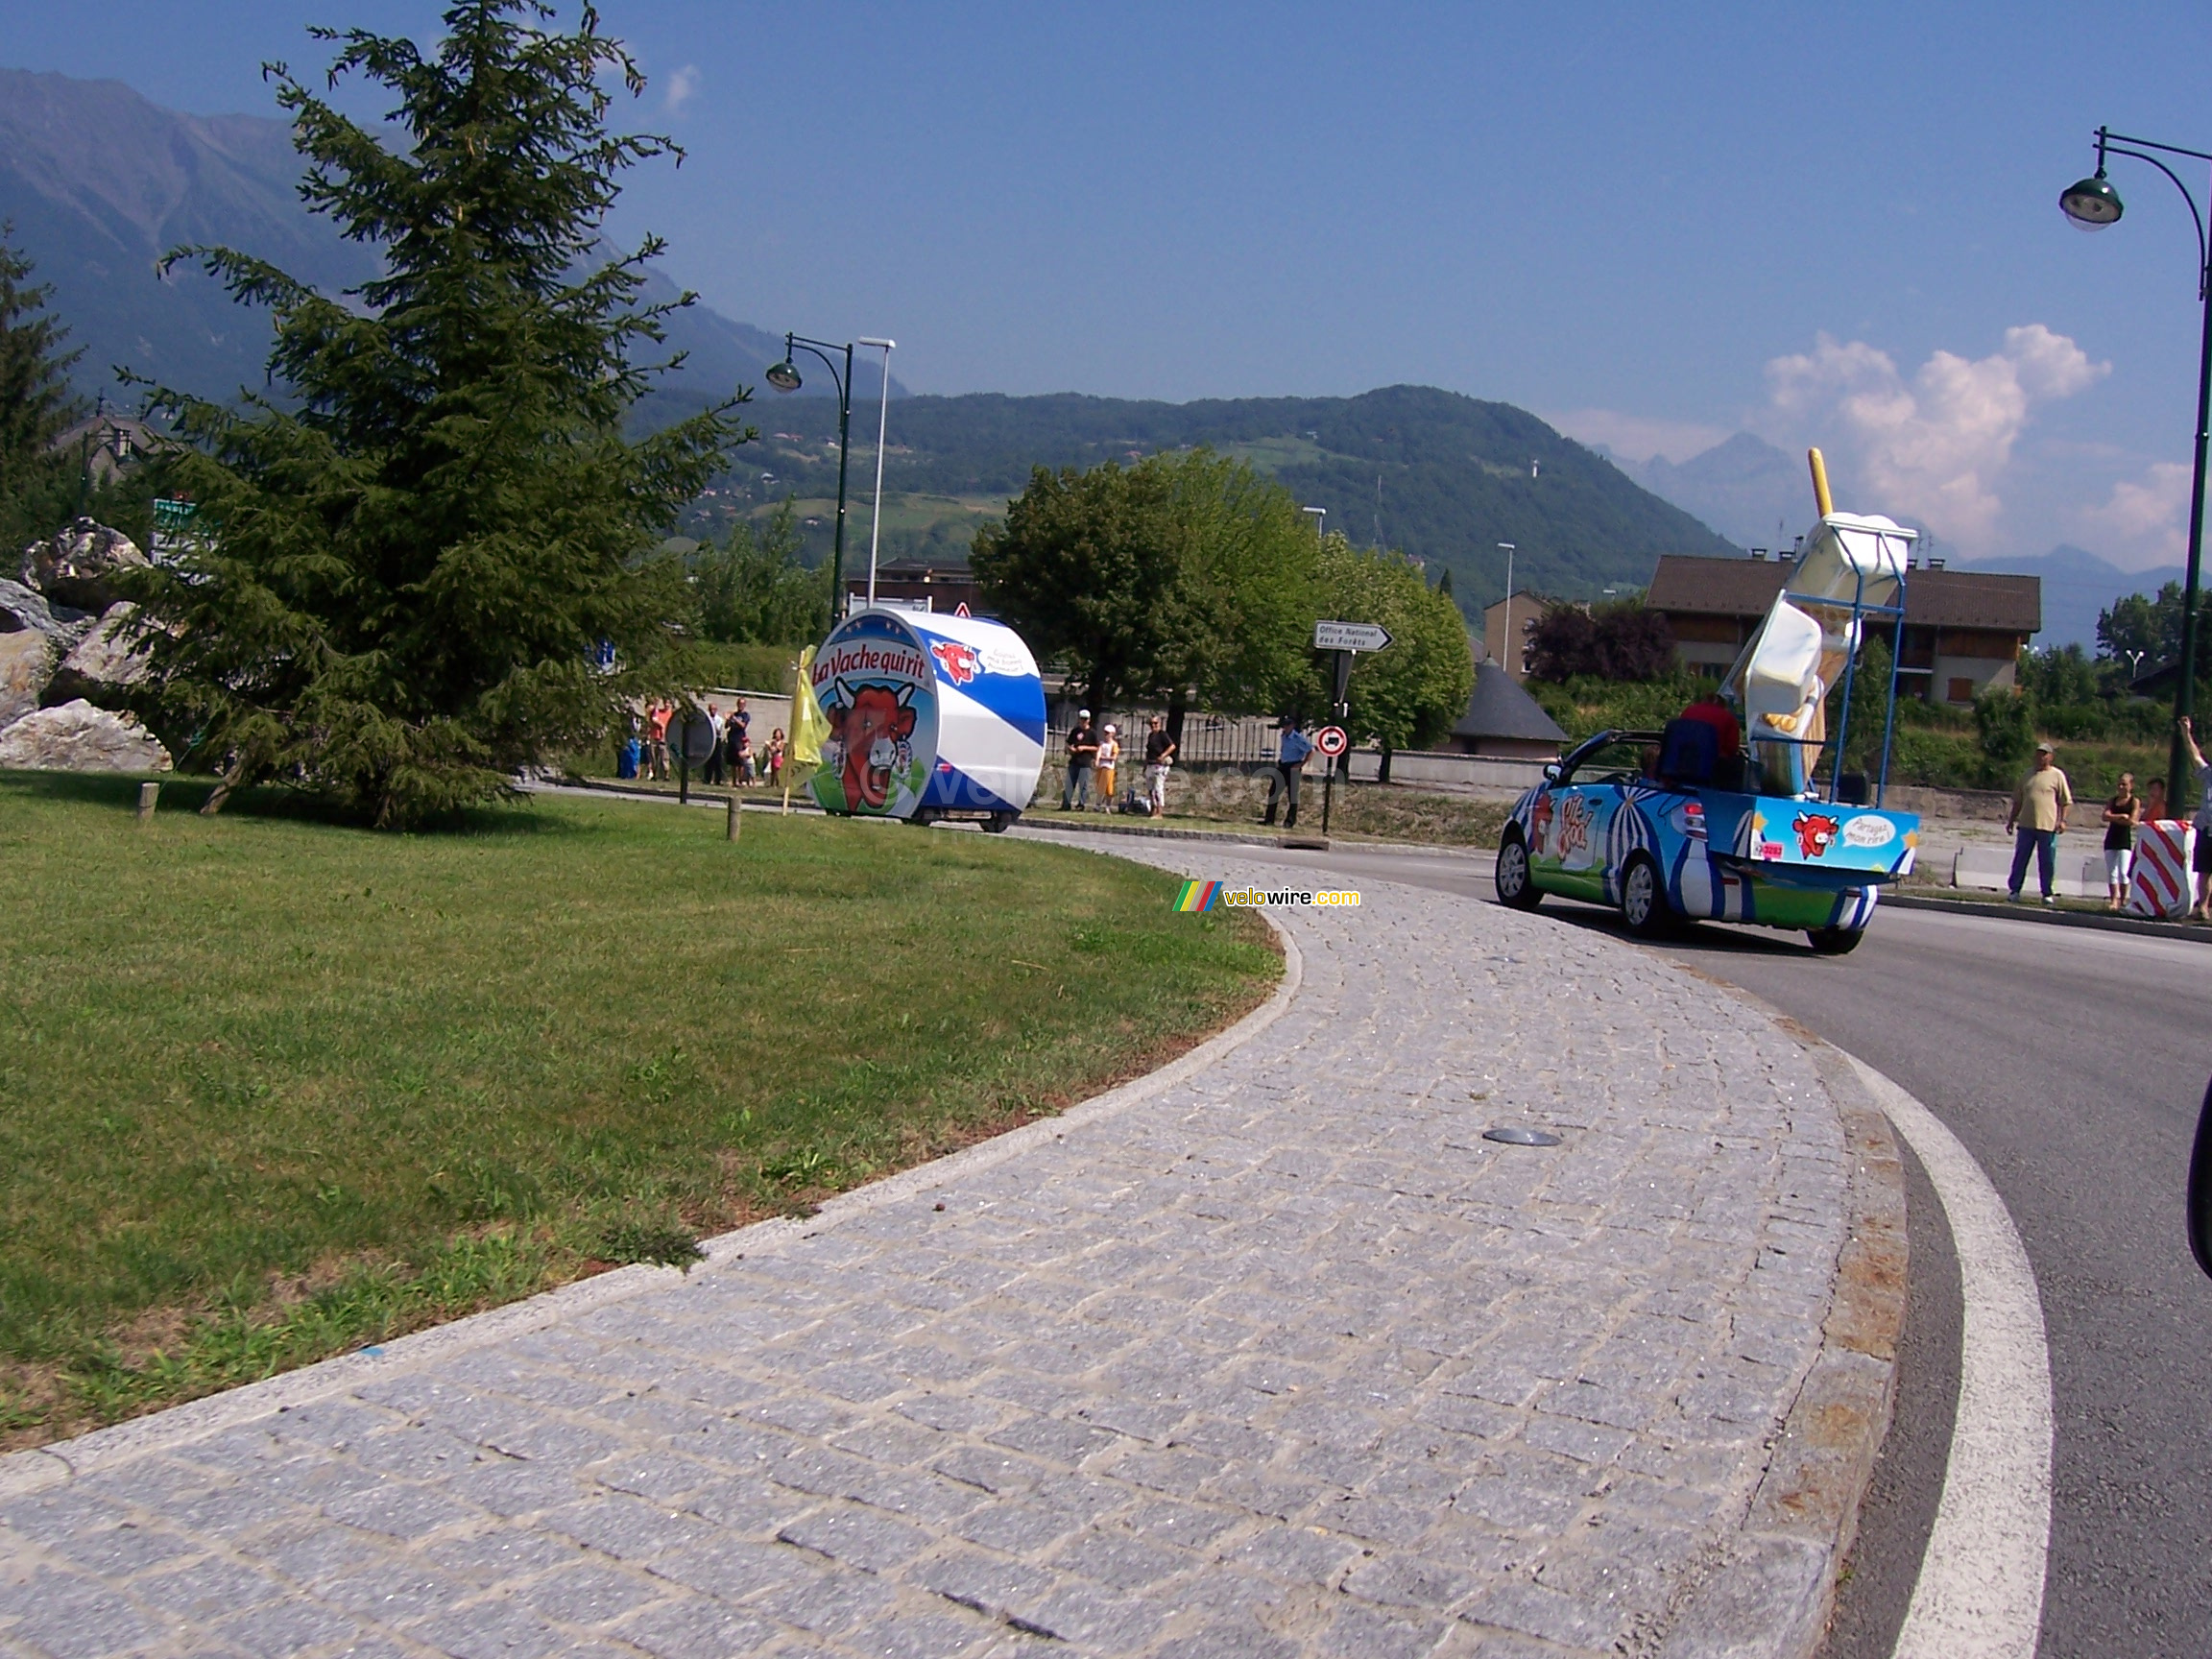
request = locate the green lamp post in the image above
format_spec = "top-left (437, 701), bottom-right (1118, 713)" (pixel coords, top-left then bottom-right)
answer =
top-left (763, 332), bottom-right (855, 625)
top-left (2062, 126), bottom-right (2212, 811)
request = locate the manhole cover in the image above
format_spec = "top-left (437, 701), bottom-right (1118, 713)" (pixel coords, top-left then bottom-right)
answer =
top-left (1483, 1126), bottom-right (1562, 1146)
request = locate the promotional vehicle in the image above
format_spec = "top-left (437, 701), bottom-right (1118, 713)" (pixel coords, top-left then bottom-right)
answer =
top-left (1494, 728), bottom-right (1918, 952)
top-left (1494, 450), bottom-right (1922, 954)
top-left (807, 608), bottom-right (1046, 830)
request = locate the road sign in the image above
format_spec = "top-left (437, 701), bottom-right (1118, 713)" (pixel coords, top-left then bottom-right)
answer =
top-left (1314, 725), bottom-right (1349, 758)
top-left (1313, 620), bottom-right (1392, 652)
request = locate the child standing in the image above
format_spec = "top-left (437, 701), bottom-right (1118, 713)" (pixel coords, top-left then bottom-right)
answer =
top-left (1094, 724), bottom-right (1120, 810)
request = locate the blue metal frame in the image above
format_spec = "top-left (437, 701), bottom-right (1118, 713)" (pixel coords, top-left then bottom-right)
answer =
top-left (1755, 547), bottom-right (1910, 809)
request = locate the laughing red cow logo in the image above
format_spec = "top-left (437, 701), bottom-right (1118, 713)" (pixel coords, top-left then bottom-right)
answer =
top-left (828, 685), bottom-right (917, 811)
top-left (1793, 812), bottom-right (1840, 859)
top-left (930, 639), bottom-right (982, 685)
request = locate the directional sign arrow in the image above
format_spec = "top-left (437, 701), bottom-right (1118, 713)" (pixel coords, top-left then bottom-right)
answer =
top-left (1313, 620), bottom-right (1392, 652)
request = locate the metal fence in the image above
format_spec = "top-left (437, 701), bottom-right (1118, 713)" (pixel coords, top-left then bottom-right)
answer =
top-left (1042, 708), bottom-right (1279, 770)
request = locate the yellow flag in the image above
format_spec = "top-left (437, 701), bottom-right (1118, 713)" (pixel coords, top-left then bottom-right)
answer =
top-left (789, 645), bottom-right (829, 768)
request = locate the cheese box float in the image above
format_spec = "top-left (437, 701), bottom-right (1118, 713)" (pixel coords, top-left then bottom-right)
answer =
top-left (807, 609), bottom-right (1046, 830)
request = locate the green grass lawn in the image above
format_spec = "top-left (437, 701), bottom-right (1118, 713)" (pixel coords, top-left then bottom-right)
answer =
top-left (0, 774), bottom-right (1277, 1447)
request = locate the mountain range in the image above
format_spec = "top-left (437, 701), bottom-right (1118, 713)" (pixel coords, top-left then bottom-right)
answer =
top-left (7, 64), bottom-right (1756, 613)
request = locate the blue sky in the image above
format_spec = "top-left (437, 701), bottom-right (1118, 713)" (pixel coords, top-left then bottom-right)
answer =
top-left (10, 1), bottom-right (2212, 568)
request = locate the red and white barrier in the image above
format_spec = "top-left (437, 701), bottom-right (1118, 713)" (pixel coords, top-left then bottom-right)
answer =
top-left (2126, 820), bottom-right (2195, 919)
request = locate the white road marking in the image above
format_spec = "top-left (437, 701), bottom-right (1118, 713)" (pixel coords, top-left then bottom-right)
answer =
top-left (1852, 1057), bottom-right (2054, 1659)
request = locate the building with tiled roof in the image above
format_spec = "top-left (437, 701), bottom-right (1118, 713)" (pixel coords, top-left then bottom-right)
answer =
top-left (1646, 552), bottom-right (2041, 705)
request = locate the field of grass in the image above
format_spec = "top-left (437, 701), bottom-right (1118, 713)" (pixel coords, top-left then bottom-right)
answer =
top-left (0, 775), bottom-right (1277, 1448)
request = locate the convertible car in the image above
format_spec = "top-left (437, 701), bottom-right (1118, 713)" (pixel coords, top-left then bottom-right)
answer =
top-left (1493, 728), bottom-right (1920, 954)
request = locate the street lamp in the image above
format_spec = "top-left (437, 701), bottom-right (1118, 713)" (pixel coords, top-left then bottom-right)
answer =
top-left (858, 337), bottom-right (896, 607)
top-left (1303, 506), bottom-right (1327, 539)
top-left (2062, 125), bottom-right (2212, 809)
top-left (764, 331), bottom-right (854, 621)
top-left (1497, 542), bottom-right (1516, 674)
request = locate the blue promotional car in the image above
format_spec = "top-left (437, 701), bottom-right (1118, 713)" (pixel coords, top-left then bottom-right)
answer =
top-left (1492, 727), bottom-right (1921, 954)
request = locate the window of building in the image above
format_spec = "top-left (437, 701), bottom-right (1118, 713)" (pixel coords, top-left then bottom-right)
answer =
top-left (1947, 677), bottom-right (1975, 705)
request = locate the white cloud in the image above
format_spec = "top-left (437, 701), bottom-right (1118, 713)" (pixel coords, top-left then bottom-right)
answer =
top-left (1761, 324), bottom-right (2107, 552)
top-left (664, 64), bottom-right (701, 113)
top-left (2080, 460), bottom-right (2194, 568)
top-left (1547, 408), bottom-right (1729, 467)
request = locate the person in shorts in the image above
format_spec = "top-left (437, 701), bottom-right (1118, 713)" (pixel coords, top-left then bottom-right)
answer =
top-left (1094, 723), bottom-right (1119, 810)
top-left (2103, 772), bottom-right (2139, 910)
top-left (1142, 715), bottom-right (1176, 817)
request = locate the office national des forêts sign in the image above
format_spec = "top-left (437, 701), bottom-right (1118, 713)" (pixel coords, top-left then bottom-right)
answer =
top-left (1313, 620), bottom-right (1391, 653)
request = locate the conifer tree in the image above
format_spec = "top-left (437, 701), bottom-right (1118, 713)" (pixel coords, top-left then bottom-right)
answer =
top-left (0, 229), bottom-right (84, 553)
top-left (130, 2), bottom-right (749, 825)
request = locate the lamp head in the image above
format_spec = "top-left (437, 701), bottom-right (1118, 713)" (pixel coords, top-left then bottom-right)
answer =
top-left (765, 358), bottom-right (803, 393)
top-left (2060, 171), bottom-right (2123, 231)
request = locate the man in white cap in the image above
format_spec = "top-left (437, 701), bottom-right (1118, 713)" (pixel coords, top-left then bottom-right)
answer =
top-left (2004, 740), bottom-right (2072, 903)
top-left (1062, 708), bottom-right (1099, 810)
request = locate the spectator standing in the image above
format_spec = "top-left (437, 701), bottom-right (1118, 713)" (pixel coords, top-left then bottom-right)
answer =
top-left (1262, 718), bottom-right (1313, 828)
top-left (1062, 709), bottom-right (1098, 810)
top-left (702, 702), bottom-right (725, 785)
top-left (2103, 772), bottom-right (2140, 911)
top-left (1142, 715), bottom-right (1176, 818)
top-left (1094, 724), bottom-right (1120, 810)
top-left (2004, 741), bottom-right (2073, 903)
top-left (2146, 776), bottom-right (2170, 824)
top-left (765, 729), bottom-right (786, 787)
top-left (645, 701), bottom-right (671, 781)
top-left (618, 724), bottom-right (640, 781)
top-left (2180, 717), bottom-right (2212, 921)
top-left (733, 718), bottom-right (755, 788)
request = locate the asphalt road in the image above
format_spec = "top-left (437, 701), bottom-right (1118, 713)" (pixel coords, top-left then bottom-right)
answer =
top-left (1133, 838), bottom-right (2212, 1658)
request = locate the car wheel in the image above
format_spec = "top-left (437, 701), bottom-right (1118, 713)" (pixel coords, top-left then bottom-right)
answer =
top-left (908, 807), bottom-right (941, 828)
top-left (1494, 831), bottom-right (1543, 909)
top-left (1807, 926), bottom-right (1864, 955)
top-left (984, 811), bottom-right (1018, 833)
top-left (1621, 854), bottom-right (1673, 938)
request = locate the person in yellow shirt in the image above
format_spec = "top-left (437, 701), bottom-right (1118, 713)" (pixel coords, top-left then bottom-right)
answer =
top-left (2004, 741), bottom-right (2072, 903)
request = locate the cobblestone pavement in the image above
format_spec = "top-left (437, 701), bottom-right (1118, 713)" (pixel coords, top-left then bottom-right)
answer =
top-left (1, 847), bottom-right (1869, 1659)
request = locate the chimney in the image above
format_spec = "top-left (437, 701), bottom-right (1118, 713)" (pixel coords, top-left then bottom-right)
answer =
top-left (1749, 547), bottom-right (1767, 561)
top-left (1929, 557), bottom-right (1946, 571)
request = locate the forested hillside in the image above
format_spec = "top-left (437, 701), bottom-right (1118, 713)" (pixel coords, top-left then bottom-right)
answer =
top-left (680, 384), bottom-right (1742, 613)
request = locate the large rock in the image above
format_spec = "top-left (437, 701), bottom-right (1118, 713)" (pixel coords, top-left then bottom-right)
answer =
top-left (19, 517), bottom-right (150, 612)
top-left (0, 631), bottom-right (55, 728)
top-left (0, 698), bottom-right (171, 773)
top-left (46, 602), bottom-right (156, 705)
top-left (0, 576), bottom-right (86, 640)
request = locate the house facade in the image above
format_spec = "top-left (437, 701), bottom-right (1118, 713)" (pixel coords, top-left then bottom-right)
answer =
top-left (844, 559), bottom-right (983, 617)
top-left (1479, 590), bottom-right (1549, 682)
top-left (1645, 553), bottom-right (2040, 705)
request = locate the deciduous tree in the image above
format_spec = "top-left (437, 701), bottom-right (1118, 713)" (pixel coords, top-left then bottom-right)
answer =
top-left (691, 499), bottom-right (825, 645)
top-left (1317, 536), bottom-right (1475, 752)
